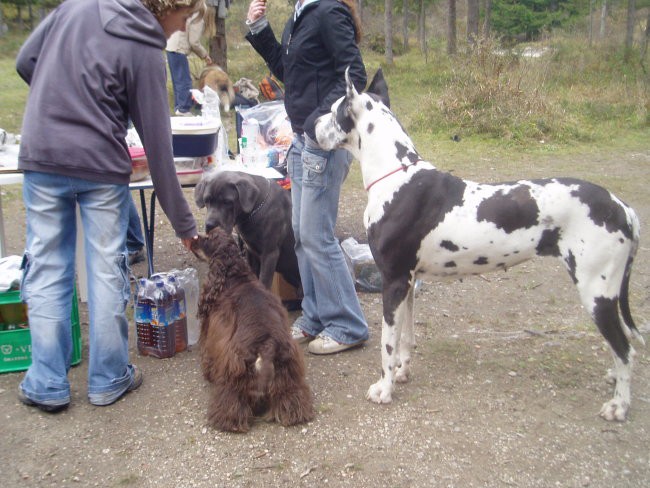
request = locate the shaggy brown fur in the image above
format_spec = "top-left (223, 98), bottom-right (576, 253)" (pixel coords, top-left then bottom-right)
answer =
top-left (198, 65), bottom-right (235, 112)
top-left (191, 227), bottom-right (315, 433)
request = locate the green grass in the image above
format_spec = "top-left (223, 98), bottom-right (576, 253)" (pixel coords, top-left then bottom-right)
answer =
top-left (1, 6), bottom-right (648, 160)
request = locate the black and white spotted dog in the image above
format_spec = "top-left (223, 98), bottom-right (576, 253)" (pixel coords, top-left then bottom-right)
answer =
top-left (314, 69), bottom-right (644, 421)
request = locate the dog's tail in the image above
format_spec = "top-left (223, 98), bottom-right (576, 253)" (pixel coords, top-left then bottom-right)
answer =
top-left (255, 341), bottom-right (277, 393)
top-left (619, 209), bottom-right (644, 346)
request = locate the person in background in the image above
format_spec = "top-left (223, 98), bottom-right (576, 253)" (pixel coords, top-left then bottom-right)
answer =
top-left (245, 0), bottom-right (369, 354)
top-left (166, 4), bottom-right (212, 116)
top-left (15, 0), bottom-right (200, 413)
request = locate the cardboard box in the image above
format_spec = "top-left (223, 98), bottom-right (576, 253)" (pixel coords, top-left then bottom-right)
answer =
top-left (0, 288), bottom-right (82, 373)
top-left (271, 273), bottom-right (302, 311)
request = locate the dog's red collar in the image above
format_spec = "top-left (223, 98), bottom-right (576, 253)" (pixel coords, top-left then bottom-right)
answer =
top-left (364, 161), bottom-right (420, 192)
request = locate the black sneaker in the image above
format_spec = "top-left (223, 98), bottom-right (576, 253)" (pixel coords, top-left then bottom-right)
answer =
top-left (18, 389), bottom-right (69, 413)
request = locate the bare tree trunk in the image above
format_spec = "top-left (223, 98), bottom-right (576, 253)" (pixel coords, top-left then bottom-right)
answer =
top-left (447, 0), bottom-right (457, 55)
top-left (600, 0), bottom-right (607, 40)
top-left (385, 0), bottom-right (394, 64)
top-left (209, 16), bottom-right (228, 71)
top-left (403, 0), bottom-right (409, 52)
top-left (483, 0), bottom-right (492, 38)
top-left (642, 9), bottom-right (650, 59)
top-left (418, 0), bottom-right (427, 57)
top-left (589, 0), bottom-right (594, 46)
top-left (625, 0), bottom-right (635, 52)
top-left (467, 0), bottom-right (479, 45)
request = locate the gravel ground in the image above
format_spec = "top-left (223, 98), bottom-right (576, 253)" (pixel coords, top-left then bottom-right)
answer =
top-left (1, 149), bottom-right (649, 487)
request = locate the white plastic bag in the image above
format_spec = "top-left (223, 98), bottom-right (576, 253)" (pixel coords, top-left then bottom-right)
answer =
top-left (340, 238), bottom-right (382, 293)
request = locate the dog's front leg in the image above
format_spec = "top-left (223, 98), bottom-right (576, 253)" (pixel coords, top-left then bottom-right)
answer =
top-left (258, 251), bottom-right (280, 289)
top-left (367, 284), bottom-right (410, 403)
top-left (395, 285), bottom-right (415, 383)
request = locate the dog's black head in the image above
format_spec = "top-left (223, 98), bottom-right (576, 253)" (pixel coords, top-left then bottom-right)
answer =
top-left (194, 170), bottom-right (262, 233)
top-left (315, 68), bottom-right (390, 153)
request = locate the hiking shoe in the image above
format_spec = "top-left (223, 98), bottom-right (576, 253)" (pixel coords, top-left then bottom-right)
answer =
top-left (291, 326), bottom-right (314, 345)
top-left (307, 334), bottom-right (365, 355)
top-left (128, 248), bottom-right (145, 266)
top-left (18, 389), bottom-right (69, 413)
top-left (90, 365), bottom-right (143, 406)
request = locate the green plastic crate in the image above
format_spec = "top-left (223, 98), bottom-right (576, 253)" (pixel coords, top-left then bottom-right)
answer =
top-left (0, 288), bottom-right (82, 373)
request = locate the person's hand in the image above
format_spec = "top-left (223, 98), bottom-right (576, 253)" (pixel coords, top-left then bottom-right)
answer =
top-left (204, 55), bottom-right (213, 65)
top-left (181, 236), bottom-right (198, 252)
top-left (247, 0), bottom-right (267, 23)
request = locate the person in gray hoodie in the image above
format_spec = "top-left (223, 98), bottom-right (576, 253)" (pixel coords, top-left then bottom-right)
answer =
top-left (15, 0), bottom-right (201, 413)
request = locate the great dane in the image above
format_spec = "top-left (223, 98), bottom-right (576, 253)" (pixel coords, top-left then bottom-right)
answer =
top-left (314, 69), bottom-right (644, 421)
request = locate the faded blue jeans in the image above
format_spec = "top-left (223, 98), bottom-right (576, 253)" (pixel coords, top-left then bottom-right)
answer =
top-left (287, 135), bottom-right (368, 345)
top-left (20, 171), bottom-right (137, 407)
top-left (166, 51), bottom-right (193, 113)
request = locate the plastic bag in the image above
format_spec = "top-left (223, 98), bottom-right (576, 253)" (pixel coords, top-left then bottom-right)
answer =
top-left (236, 101), bottom-right (292, 171)
top-left (340, 237), bottom-right (382, 293)
top-left (168, 267), bottom-right (200, 346)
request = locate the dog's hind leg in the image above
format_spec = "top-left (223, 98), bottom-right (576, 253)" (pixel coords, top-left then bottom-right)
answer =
top-left (266, 344), bottom-right (315, 426)
top-left (570, 247), bottom-right (636, 421)
top-left (367, 279), bottom-right (411, 404)
top-left (395, 285), bottom-right (416, 384)
top-left (207, 382), bottom-right (253, 433)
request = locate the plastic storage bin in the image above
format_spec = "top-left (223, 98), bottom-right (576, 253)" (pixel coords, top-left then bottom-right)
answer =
top-left (171, 117), bottom-right (220, 157)
top-left (0, 288), bottom-right (82, 373)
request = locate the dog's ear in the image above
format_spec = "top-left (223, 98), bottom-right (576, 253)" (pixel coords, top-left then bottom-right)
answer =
top-left (344, 66), bottom-right (359, 100)
top-left (366, 68), bottom-right (390, 109)
top-left (194, 177), bottom-right (207, 209)
top-left (235, 178), bottom-right (260, 214)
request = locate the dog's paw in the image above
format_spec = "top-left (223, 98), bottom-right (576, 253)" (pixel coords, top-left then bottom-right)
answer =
top-left (366, 381), bottom-right (393, 404)
top-left (395, 363), bottom-right (411, 384)
top-left (599, 398), bottom-right (629, 422)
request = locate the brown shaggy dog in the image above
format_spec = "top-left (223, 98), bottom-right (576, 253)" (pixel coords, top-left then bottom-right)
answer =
top-left (191, 227), bottom-right (315, 432)
top-left (198, 65), bottom-right (235, 112)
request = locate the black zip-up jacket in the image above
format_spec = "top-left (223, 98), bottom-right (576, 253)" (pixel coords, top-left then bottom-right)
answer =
top-left (245, 0), bottom-right (366, 140)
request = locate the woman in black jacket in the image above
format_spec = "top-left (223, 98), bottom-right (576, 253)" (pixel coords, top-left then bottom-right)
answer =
top-left (246, 0), bottom-right (369, 354)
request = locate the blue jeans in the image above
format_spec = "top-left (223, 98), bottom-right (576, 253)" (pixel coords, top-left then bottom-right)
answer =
top-left (20, 171), bottom-right (137, 407)
top-left (167, 51), bottom-right (193, 113)
top-left (126, 196), bottom-right (144, 253)
top-left (287, 135), bottom-right (368, 344)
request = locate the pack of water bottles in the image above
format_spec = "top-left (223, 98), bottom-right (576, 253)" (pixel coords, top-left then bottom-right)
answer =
top-left (133, 268), bottom-right (199, 359)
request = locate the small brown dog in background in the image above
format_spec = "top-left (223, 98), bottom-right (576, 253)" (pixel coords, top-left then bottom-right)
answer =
top-left (198, 65), bottom-right (235, 112)
top-left (191, 227), bottom-right (315, 433)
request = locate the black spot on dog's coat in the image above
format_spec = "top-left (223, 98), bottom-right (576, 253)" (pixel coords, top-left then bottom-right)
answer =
top-left (477, 185), bottom-right (540, 233)
top-left (440, 240), bottom-right (459, 252)
top-left (474, 256), bottom-right (489, 265)
top-left (593, 296), bottom-right (630, 362)
top-left (536, 227), bottom-right (561, 256)
top-left (566, 178), bottom-right (633, 240)
top-left (368, 122), bottom-right (375, 134)
top-left (444, 261), bottom-right (456, 268)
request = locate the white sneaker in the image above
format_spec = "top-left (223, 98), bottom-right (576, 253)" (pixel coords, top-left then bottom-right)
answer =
top-left (291, 326), bottom-right (314, 345)
top-left (175, 110), bottom-right (194, 117)
top-left (307, 334), bottom-right (365, 355)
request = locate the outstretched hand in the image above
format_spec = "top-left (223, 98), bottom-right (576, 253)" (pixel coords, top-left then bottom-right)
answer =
top-left (181, 236), bottom-right (198, 252)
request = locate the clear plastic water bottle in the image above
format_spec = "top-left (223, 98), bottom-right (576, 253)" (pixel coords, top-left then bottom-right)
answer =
top-left (135, 278), bottom-right (154, 356)
top-left (167, 275), bottom-right (188, 353)
top-left (150, 280), bottom-right (175, 358)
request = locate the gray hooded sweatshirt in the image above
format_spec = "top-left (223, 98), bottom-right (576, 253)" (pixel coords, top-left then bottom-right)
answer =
top-left (16, 0), bottom-right (197, 239)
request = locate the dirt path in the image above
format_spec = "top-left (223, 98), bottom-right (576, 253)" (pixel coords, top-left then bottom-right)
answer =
top-left (0, 149), bottom-right (648, 487)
